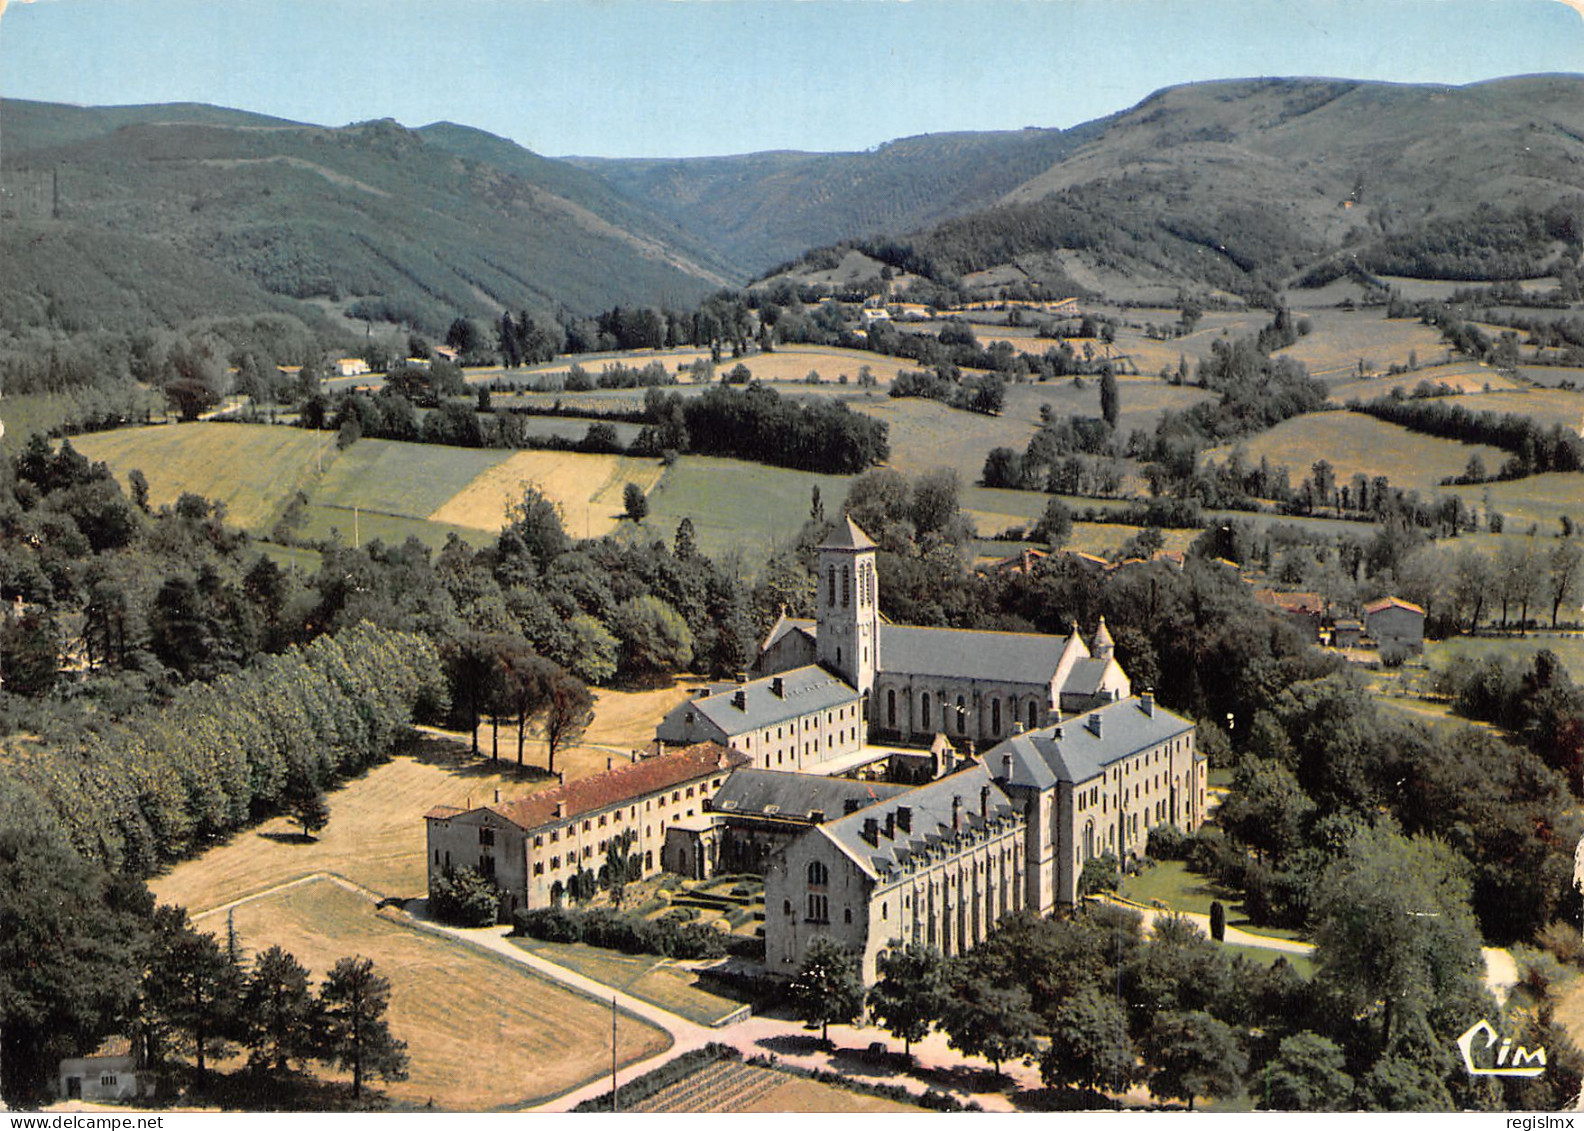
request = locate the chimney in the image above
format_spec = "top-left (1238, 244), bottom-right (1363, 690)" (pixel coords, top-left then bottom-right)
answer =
top-left (772, 676), bottom-right (785, 698)
top-left (1088, 713), bottom-right (1103, 738)
top-left (1001, 754), bottom-right (1013, 781)
top-left (493, 789), bottom-right (501, 804)
top-left (980, 784), bottom-right (991, 821)
top-left (862, 817), bottom-right (880, 845)
top-left (606, 756), bottom-right (613, 771)
top-left (735, 670), bottom-right (749, 684)
top-left (1012, 721), bottom-right (1025, 736)
top-left (1141, 692), bottom-right (1155, 717)
top-left (897, 806), bottom-right (912, 833)
top-left (695, 686), bottom-right (710, 699)
top-left (844, 798), bottom-right (863, 815)
top-left (951, 795), bottom-right (963, 832)
top-left (732, 689), bottom-right (747, 710)
top-left (884, 811), bottom-right (895, 839)
top-left (554, 800), bottom-right (566, 819)
top-left (809, 809), bottom-right (826, 824)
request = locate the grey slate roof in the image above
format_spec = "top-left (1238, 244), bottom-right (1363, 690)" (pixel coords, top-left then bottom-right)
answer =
top-left (817, 762), bottom-right (1021, 880)
top-left (1063, 657), bottom-right (1113, 696)
top-left (656, 664), bottom-right (859, 741)
top-left (984, 696), bottom-right (1195, 790)
top-left (880, 623), bottom-right (1069, 685)
top-left (762, 615), bottom-right (816, 652)
top-left (820, 517), bottom-right (878, 551)
top-left (709, 769), bottom-right (909, 821)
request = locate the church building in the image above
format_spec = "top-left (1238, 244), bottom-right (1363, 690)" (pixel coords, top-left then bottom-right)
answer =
top-left (757, 517), bottom-right (1131, 749)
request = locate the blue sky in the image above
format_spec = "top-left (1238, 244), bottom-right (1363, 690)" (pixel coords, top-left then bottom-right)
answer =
top-left (1, 0), bottom-right (1581, 157)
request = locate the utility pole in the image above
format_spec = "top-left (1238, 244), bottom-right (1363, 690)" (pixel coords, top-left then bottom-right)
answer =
top-left (611, 996), bottom-right (619, 1112)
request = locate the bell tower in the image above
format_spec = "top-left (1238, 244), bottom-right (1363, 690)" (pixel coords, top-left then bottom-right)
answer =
top-left (816, 516), bottom-right (880, 696)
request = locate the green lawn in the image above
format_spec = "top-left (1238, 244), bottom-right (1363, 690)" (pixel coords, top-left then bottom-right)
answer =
top-left (298, 505), bottom-right (486, 552)
top-left (1219, 943), bottom-right (1314, 979)
top-left (510, 938), bottom-right (748, 1027)
top-left (1121, 860), bottom-right (1307, 943)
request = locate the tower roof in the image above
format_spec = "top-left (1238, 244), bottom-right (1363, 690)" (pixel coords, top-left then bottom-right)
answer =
top-left (1094, 616), bottom-right (1114, 649)
top-left (819, 516), bottom-right (878, 552)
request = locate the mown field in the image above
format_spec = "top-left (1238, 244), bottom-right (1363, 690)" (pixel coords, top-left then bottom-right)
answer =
top-left (74, 422), bottom-right (337, 531)
top-left (854, 396), bottom-right (1039, 482)
top-left (196, 878), bottom-right (669, 1111)
top-left (1519, 365), bottom-right (1584, 389)
top-left (150, 686), bottom-right (691, 914)
top-left (1203, 410), bottom-right (1508, 492)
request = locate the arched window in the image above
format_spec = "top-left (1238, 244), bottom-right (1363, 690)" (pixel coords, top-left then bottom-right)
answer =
top-left (921, 692), bottom-right (932, 730)
top-left (807, 860), bottom-right (828, 886)
top-left (827, 565), bottom-right (836, 607)
top-left (991, 698), bottom-right (1002, 735)
top-left (1027, 700), bottom-right (1038, 730)
top-left (887, 688), bottom-right (897, 727)
top-left (841, 565), bottom-right (851, 607)
top-left (956, 695), bottom-right (966, 733)
top-left (783, 899), bottom-right (793, 916)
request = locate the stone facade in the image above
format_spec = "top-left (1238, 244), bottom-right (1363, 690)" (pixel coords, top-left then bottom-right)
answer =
top-left (425, 743), bottom-right (747, 917)
top-left (763, 763), bottom-right (1026, 982)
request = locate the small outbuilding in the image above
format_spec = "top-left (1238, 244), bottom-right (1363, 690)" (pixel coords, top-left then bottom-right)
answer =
top-left (58, 1040), bottom-right (151, 1103)
top-left (1363, 596), bottom-right (1426, 655)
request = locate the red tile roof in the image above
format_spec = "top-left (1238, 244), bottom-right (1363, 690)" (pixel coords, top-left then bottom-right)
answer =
top-left (439, 742), bottom-right (747, 832)
top-left (1363, 596), bottom-right (1425, 616)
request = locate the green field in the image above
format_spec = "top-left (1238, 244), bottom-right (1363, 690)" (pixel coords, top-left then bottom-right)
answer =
top-left (1442, 388), bottom-right (1584, 433)
top-left (1204, 410), bottom-right (1507, 492)
top-left (1446, 473), bottom-right (1584, 534)
top-left (1271, 307), bottom-right (1449, 380)
top-left (644, 456), bottom-right (851, 558)
top-left (1425, 633), bottom-right (1584, 684)
top-left (73, 422), bottom-right (338, 531)
top-left (1519, 365), bottom-right (1584, 389)
top-left (854, 396), bottom-right (1039, 481)
top-left (0, 393), bottom-right (77, 451)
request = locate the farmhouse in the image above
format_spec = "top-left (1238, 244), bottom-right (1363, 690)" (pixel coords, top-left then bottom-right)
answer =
top-left (333, 357), bottom-right (370, 377)
top-left (764, 762), bottom-right (1028, 982)
top-left (756, 518), bottom-right (1129, 751)
top-left (425, 742), bottom-right (748, 916)
top-left (1363, 595), bottom-right (1426, 654)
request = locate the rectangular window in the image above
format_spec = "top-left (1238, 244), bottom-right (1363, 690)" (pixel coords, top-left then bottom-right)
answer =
top-left (478, 827), bottom-right (495, 846)
top-left (599, 815), bottom-right (607, 827)
top-left (480, 855), bottom-right (496, 877)
top-left (533, 862), bottom-right (544, 876)
top-left (551, 855), bottom-right (560, 869)
top-left (533, 835), bottom-right (543, 848)
top-left (686, 787), bottom-right (694, 798)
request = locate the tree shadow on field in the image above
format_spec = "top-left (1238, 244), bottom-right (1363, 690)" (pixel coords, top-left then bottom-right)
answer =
top-left (258, 830), bottom-right (317, 845)
top-left (404, 731), bottom-right (556, 783)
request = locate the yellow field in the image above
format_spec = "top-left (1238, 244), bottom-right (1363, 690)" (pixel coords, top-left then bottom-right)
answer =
top-left (429, 450), bottom-right (666, 539)
top-left (1204, 411), bottom-right (1508, 492)
top-left (1446, 474), bottom-right (1584, 535)
top-left (196, 878), bottom-right (669, 1110)
top-left (73, 422), bottom-right (336, 531)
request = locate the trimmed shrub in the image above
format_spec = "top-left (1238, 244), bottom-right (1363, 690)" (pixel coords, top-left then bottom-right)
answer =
top-left (429, 866), bottom-right (501, 927)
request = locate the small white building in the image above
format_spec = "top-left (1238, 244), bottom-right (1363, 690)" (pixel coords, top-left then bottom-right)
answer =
top-left (58, 1040), bottom-right (150, 1103)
